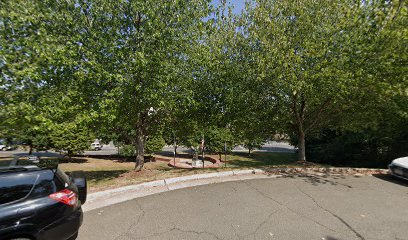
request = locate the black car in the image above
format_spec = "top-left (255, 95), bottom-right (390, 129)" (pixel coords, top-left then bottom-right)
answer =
top-left (0, 158), bottom-right (87, 240)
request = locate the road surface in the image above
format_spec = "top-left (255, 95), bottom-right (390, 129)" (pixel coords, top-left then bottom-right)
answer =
top-left (79, 175), bottom-right (408, 240)
top-left (0, 141), bottom-right (295, 158)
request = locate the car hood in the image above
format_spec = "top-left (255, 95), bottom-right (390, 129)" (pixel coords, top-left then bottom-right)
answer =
top-left (391, 157), bottom-right (408, 168)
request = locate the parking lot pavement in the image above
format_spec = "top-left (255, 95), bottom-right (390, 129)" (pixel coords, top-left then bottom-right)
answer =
top-left (79, 175), bottom-right (408, 240)
top-left (0, 150), bottom-right (64, 158)
top-left (0, 141), bottom-right (295, 158)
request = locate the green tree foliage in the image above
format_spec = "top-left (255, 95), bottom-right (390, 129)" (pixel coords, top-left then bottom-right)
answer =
top-left (145, 135), bottom-right (166, 155)
top-left (1, 0), bottom-right (97, 154)
top-left (50, 122), bottom-right (93, 158)
top-left (242, 0), bottom-right (407, 161)
top-left (1, 0), bottom-right (406, 169)
top-left (205, 127), bottom-right (234, 159)
top-left (306, 0), bottom-right (407, 166)
top-left (1, 0), bottom-right (212, 168)
top-left (118, 145), bottom-right (136, 158)
top-left (73, 0), bottom-right (212, 170)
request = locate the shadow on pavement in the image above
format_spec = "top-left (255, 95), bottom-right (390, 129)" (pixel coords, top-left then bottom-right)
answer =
top-left (268, 173), bottom-right (352, 188)
top-left (299, 175), bottom-right (351, 188)
top-left (372, 174), bottom-right (408, 187)
top-left (324, 236), bottom-right (342, 240)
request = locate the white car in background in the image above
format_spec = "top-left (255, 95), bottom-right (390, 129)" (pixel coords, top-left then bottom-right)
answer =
top-left (90, 142), bottom-right (102, 151)
top-left (389, 157), bottom-right (408, 180)
top-left (0, 144), bottom-right (12, 151)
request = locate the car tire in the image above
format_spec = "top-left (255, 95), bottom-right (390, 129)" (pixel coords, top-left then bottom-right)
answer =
top-left (1, 147), bottom-right (5, 151)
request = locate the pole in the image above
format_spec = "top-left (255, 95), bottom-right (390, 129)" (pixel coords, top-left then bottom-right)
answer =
top-left (224, 141), bottom-right (228, 168)
top-left (173, 134), bottom-right (176, 167)
top-left (202, 133), bottom-right (205, 169)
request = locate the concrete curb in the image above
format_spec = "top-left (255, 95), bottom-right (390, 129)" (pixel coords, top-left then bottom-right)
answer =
top-left (83, 169), bottom-right (265, 212)
top-left (82, 167), bottom-right (388, 212)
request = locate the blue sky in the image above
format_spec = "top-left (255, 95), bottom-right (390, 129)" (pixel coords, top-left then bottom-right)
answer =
top-left (211, 0), bottom-right (246, 14)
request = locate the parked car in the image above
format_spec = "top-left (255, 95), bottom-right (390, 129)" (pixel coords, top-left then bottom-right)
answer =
top-left (90, 142), bottom-right (102, 151)
top-left (389, 156), bottom-right (408, 180)
top-left (0, 144), bottom-right (12, 151)
top-left (0, 158), bottom-right (87, 240)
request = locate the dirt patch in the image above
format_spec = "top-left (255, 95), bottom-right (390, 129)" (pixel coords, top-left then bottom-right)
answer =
top-left (59, 157), bottom-right (135, 172)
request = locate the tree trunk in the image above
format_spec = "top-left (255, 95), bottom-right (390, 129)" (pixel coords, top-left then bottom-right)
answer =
top-left (298, 131), bottom-right (306, 162)
top-left (248, 148), bottom-right (251, 156)
top-left (28, 145), bottom-right (33, 155)
top-left (135, 133), bottom-right (145, 171)
top-left (202, 152), bottom-right (205, 168)
top-left (67, 150), bottom-right (73, 161)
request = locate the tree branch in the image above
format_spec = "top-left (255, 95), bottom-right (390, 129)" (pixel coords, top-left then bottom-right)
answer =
top-left (305, 98), bottom-right (332, 133)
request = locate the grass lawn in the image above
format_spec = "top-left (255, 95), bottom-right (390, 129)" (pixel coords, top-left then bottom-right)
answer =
top-left (2, 152), bottom-right (303, 193)
top-left (61, 152), bottom-right (299, 192)
top-left (225, 152), bottom-right (297, 168)
top-left (58, 157), bottom-right (229, 192)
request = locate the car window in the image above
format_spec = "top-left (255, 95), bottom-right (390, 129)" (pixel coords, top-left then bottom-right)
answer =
top-left (29, 170), bottom-right (57, 199)
top-left (0, 173), bottom-right (37, 204)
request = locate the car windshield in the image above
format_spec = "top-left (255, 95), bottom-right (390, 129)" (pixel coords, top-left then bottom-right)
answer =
top-left (0, 157), bottom-right (58, 170)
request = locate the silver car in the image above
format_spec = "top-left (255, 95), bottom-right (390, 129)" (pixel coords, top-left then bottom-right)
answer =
top-left (389, 157), bottom-right (408, 180)
top-left (0, 144), bottom-right (12, 151)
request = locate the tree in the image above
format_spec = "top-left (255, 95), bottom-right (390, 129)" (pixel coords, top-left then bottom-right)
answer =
top-left (145, 135), bottom-right (166, 155)
top-left (1, 0), bottom-right (98, 154)
top-left (243, 0), bottom-right (405, 161)
top-left (306, 0), bottom-right (408, 167)
top-left (50, 122), bottom-right (93, 158)
top-left (205, 127), bottom-right (234, 160)
top-left (76, 1), bottom-right (213, 171)
top-left (2, 0), bottom-right (213, 170)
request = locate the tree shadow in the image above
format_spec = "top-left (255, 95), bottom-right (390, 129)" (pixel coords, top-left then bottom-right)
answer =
top-left (157, 152), bottom-right (194, 159)
top-left (74, 154), bottom-right (135, 162)
top-left (324, 236), bottom-right (343, 240)
top-left (227, 152), bottom-right (297, 168)
top-left (66, 170), bottom-right (129, 183)
top-left (372, 174), bottom-right (408, 187)
top-left (58, 158), bottom-right (88, 164)
top-left (297, 174), bottom-right (351, 188)
top-left (262, 170), bottom-right (351, 188)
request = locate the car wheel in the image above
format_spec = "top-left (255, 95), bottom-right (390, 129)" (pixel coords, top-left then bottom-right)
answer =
top-left (1, 147), bottom-right (5, 151)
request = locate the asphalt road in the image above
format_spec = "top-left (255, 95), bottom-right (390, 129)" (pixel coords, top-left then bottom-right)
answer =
top-left (0, 141), bottom-right (295, 158)
top-left (79, 175), bottom-right (408, 240)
